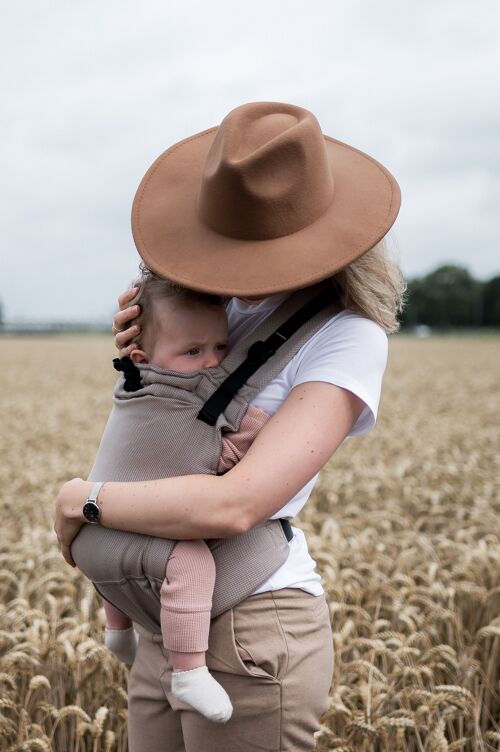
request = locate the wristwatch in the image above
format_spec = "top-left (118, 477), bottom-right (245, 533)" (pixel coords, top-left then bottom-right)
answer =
top-left (82, 481), bottom-right (104, 524)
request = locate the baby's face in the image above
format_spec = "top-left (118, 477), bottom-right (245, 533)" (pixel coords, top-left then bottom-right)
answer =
top-left (148, 298), bottom-right (229, 372)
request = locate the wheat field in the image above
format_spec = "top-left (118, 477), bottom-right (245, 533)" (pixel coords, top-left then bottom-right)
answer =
top-left (0, 335), bottom-right (499, 752)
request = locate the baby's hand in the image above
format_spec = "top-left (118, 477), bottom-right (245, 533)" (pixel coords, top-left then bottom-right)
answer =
top-left (105, 626), bottom-right (139, 666)
top-left (112, 287), bottom-right (142, 357)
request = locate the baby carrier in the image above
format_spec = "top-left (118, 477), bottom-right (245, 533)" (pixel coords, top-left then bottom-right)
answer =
top-left (71, 282), bottom-right (341, 634)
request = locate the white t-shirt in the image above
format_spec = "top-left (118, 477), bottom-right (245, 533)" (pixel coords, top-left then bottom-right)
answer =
top-left (226, 291), bottom-right (388, 596)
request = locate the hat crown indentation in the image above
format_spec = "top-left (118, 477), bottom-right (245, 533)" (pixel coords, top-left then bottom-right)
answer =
top-left (197, 102), bottom-right (335, 241)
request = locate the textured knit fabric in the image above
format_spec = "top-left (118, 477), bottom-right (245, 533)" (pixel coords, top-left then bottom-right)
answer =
top-left (218, 403), bottom-right (270, 474)
top-left (160, 540), bottom-right (215, 653)
top-left (105, 404), bottom-right (270, 653)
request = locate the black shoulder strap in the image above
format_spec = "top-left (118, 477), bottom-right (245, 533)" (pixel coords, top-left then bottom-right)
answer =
top-left (197, 287), bottom-right (339, 426)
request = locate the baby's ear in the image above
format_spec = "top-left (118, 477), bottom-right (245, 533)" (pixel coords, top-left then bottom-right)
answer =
top-left (130, 349), bottom-right (149, 364)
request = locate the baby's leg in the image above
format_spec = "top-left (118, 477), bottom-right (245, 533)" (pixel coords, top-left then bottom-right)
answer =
top-left (103, 599), bottom-right (137, 665)
top-left (161, 540), bottom-right (232, 722)
top-left (103, 599), bottom-right (133, 629)
top-left (161, 539), bottom-right (214, 670)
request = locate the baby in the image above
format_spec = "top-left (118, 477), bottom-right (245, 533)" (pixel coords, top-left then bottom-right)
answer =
top-left (103, 266), bottom-right (270, 723)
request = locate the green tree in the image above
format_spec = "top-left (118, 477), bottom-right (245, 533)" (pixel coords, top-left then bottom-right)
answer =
top-left (482, 276), bottom-right (500, 326)
top-left (401, 265), bottom-right (483, 329)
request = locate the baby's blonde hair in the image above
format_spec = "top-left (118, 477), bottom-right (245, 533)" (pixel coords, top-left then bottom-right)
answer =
top-left (331, 236), bottom-right (407, 333)
top-left (127, 264), bottom-right (225, 353)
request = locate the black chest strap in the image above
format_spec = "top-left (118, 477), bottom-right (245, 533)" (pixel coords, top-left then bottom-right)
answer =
top-left (197, 287), bottom-right (339, 426)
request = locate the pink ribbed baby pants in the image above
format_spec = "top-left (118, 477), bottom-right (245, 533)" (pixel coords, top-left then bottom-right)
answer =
top-left (160, 539), bottom-right (215, 652)
top-left (159, 403), bottom-right (270, 653)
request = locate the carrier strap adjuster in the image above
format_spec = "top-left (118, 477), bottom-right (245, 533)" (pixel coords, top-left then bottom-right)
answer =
top-left (198, 287), bottom-right (339, 426)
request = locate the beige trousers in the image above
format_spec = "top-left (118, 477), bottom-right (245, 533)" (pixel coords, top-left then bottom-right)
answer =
top-left (127, 588), bottom-right (334, 752)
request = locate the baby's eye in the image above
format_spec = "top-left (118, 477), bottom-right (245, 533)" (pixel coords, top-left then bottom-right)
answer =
top-left (186, 347), bottom-right (200, 356)
top-left (216, 343), bottom-right (228, 352)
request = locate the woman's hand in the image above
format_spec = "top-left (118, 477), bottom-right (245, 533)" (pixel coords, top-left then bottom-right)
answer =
top-left (112, 287), bottom-right (141, 356)
top-left (54, 478), bottom-right (93, 567)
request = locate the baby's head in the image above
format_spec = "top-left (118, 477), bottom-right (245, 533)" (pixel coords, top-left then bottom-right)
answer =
top-left (127, 265), bottom-right (228, 372)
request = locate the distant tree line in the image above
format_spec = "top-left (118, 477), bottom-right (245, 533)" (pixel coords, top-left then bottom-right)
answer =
top-left (400, 265), bottom-right (500, 329)
top-left (1, 264), bottom-right (498, 333)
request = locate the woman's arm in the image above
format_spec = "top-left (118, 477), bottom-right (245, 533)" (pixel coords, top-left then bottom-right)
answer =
top-left (55, 381), bottom-right (363, 565)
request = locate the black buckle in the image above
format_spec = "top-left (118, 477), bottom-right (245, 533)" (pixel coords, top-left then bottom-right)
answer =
top-left (246, 340), bottom-right (274, 365)
top-left (280, 519), bottom-right (293, 542)
top-left (197, 384), bottom-right (235, 426)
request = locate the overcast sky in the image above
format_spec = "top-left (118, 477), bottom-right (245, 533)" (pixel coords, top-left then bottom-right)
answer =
top-left (1, 0), bottom-right (498, 321)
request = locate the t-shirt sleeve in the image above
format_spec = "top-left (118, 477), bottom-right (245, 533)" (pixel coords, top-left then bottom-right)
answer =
top-left (290, 312), bottom-right (389, 437)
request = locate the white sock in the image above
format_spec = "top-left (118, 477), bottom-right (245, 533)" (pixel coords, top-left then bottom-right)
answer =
top-left (104, 626), bottom-right (139, 666)
top-left (170, 666), bottom-right (233, 723)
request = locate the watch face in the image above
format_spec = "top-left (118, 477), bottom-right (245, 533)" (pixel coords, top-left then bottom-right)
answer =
top-left (83, 501), bottom-right (100, 523)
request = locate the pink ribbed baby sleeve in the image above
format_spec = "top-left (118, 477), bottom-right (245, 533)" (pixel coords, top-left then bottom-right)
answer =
top-left (218, 404), bottom-right (271, 474)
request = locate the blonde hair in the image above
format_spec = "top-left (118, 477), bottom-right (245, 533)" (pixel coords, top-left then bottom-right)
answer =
top-left (330, 236), bottom-right (407, 334)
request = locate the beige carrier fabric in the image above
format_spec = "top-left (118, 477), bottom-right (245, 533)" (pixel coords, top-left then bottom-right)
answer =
top-left (71, 282), bottom-right (342, 634)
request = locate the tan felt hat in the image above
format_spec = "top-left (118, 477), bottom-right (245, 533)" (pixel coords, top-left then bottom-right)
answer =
top-left (131, 101), bottom-right (401, 296)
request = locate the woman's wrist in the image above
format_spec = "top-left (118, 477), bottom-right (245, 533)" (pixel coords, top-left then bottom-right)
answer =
top-left (54, 478), bottom-right (94, 567)
top-left (62, 478), bottom-right (92, 521)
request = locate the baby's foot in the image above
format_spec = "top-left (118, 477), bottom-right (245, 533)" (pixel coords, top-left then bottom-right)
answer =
top-left (171, 666), bottom-right (233, 723)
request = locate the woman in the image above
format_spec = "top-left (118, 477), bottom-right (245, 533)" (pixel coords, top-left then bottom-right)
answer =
top-left (54, 101), bottom-right (405, 751)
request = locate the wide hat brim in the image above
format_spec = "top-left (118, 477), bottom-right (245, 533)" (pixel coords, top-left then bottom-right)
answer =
top-left (132, 118), bottom-right (401, 297)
